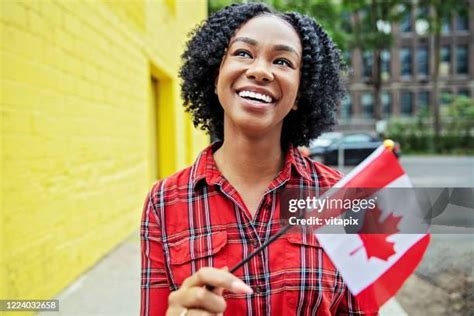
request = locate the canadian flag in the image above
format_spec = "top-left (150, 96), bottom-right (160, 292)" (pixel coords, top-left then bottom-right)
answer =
top-left (315, 144), bottom-right (431, 312)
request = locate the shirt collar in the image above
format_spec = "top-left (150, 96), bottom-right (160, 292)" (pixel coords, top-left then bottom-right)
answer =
top-left (191, 142), bottom-right (314, 189)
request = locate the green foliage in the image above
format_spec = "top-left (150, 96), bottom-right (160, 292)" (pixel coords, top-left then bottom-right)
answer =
top-left (386, 96), bottom-right (474, 154)
top-left (446, 96), bottom-right (474, 120)
top-left (416, 0), bottom-right (468, 34)
top-left (341, 0), bottom-right (412, 51)
top-left (207, 0), bottom-right (347, 50)
top-left (207, 0), bottom-right (418, 60)
top-left (267, 0), bottom-right (347, 51)
top-left (208, 0), bottom-right (235, 15)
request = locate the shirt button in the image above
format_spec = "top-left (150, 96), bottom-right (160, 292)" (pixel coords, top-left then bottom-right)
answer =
top-left (252, 240), bottom-right (259, 248)
top-left (255, 286), bottom-right (262, 294)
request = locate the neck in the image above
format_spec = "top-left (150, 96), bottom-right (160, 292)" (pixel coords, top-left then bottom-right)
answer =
top-left (213, 130), bottom-right (285, 185)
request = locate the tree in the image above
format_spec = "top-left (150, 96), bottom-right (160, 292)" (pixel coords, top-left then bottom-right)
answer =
top-left (341, 0), bottom-right (411, 121)
top-left (416, 0), bottom-right (468, 142)
top-left (208, 0), bottom-right (234, 15)
top-left (208, 0), bottom-right (347, 51)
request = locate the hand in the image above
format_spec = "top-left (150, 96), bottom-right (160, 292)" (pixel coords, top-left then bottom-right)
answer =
top-left (166, 267), bottom-right (253, 316)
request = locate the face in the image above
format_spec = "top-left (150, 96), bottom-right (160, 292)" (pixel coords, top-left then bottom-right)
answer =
top-left (215, 15), bottom-right (302, 138)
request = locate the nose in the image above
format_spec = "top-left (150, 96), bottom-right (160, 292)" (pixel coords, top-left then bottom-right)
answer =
top-left (246, 59), bottom-right (274, 82)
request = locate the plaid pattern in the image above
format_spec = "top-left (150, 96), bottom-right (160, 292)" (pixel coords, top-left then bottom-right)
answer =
top-left (141, 143), bottom-right (373, 315)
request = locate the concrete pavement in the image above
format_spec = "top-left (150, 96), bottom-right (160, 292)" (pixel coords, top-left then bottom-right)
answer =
top-left (38, 232), bottom-right (141, 316)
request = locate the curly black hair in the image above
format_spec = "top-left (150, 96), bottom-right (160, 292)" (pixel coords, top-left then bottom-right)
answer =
top-left (179, 3), bottom-right (345, 147)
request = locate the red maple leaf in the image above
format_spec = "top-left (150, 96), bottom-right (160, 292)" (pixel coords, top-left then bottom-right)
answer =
top-left (350, 206), bottom-right (401, 261)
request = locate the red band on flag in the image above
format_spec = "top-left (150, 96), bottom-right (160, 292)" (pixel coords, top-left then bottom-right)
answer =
top-left (355, 234), bottom-right (431, 311)
top-left (342, 149), bottom-right (405, 189)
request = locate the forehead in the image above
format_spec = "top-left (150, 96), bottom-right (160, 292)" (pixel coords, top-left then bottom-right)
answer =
top-left (231, 15), bottom-right (302, 52)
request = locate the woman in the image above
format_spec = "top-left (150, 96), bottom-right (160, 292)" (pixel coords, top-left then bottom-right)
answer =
top-left (141, 3), bottom-right (373, 315)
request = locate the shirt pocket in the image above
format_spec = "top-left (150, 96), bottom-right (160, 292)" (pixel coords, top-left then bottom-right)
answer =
top-left (167, 230), bottom-right (228, 286)
top-left (284, 233), bottom-right (326, 289)
top-left (282, 233), bottom-right (339, 315)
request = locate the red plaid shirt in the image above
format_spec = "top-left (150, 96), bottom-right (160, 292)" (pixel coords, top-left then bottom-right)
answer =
top-left (141, 143), bottom-right (370, 315)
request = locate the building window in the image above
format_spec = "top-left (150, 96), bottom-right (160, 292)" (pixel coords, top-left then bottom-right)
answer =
top-left (456, 13), bottom-right (469, 31)
top-left (341, 94), bottom-right (352, 119)
top-left (400, 47), bottom-right (412, 77)
top-left (416, 7), bottom-right (429, 19)
top-left (440, 46), bottom-right (451, 76)
top-left (457, 89), bottom-right (470, 97)
top-left (363, 51), bottom-right (373, 78)
top-left (381, 49), bottom-right (391, 79)
top-left (417, 91), bottom-right (430, 113)
top-left (400, 91), bottom-right (413, 116)
top-left (416, 46), bottom-right (429, 76)
top-left (400, 9), bottom-right (412, 32)
top-left (361, 93), bottom-right (374, 118)
top-left (456, 45), bottom-right (469, 74)
top-left (441, 16), bottom-right (451, 34)
top-left (382, 92), bottom-right (392, 117)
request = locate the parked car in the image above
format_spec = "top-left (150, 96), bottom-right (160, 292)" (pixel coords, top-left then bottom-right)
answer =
top-left (310, 133), bottom-right (383, 165)
top-left (308, 132), bottom-right (343, 156)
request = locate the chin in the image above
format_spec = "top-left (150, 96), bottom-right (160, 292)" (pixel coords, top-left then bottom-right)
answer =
top-left (236, 118), bottom-right (273, 135)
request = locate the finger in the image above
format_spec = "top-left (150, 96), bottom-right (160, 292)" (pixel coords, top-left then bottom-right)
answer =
top-left (167, 303), bottom-right (216, 316)
top-left (182, 267), bottom-right (252, 294)
top-left (175, 286), bottom-right (226, 314)
top-left (165, 305), bottom-right (191, 316)
top-left (186, 309), bottom-right (215, 316)
top-left (213, 267), bottom-right (228, 296)
top-left (213, 286), bottom-right (224, 296)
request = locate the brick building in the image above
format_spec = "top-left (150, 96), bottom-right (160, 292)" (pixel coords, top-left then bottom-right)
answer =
top-left (339, 0), bottom-right (474, 132)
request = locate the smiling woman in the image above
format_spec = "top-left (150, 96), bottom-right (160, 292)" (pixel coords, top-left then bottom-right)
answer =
top-left (140, 3), bottom-right (368, 316)
top-left (179, 3), bottom-right (345, 147)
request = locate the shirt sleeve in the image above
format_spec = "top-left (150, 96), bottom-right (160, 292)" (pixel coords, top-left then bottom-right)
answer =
top-left (140, 189), bottom-right (171, 316)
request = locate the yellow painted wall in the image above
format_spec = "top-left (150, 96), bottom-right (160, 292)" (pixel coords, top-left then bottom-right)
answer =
top-left (0, 0), bottom-right (208, 311)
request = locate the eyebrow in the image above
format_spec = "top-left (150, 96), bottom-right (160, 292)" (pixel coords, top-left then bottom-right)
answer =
top-left (229, 36), bottom-right (300, 58)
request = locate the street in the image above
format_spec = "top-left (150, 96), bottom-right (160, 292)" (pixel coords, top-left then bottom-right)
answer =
top-left (399, 156), bottom-right (473, 315)
top-left (401, 156), bottom-right (474, 187)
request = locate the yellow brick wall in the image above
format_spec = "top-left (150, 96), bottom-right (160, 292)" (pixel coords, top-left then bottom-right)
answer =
top-left (0, 0), bottom-right (208, 310)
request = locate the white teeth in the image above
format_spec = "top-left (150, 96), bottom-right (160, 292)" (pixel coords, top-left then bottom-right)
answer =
top-left (238, 90), bottom-right (273, 103)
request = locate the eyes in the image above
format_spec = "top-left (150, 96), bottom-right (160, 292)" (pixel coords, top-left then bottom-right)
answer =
top-left (233, 49), bottom-right (295, 69)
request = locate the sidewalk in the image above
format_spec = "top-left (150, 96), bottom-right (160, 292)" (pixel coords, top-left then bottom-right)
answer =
top-left (38, 231), bottom-right (141, 316)
top-left (39, 231), bottom-right (406, 316)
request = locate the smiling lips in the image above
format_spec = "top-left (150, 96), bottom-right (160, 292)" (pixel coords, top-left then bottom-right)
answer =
top-left (238, 90), bottom-right (274, 103)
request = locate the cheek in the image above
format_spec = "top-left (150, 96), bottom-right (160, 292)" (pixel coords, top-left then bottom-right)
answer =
top-left (282, 76), bottom-right (300, 100)
top-left (217, 61), bottom-right (242, 85)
